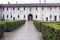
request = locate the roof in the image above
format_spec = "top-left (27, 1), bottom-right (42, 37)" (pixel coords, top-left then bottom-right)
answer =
top-left (0, 3), bottom-right (60, 7)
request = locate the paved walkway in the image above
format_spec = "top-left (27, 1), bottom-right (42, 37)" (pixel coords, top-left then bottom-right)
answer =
top-left (0, 21), bottom-right (43, 40)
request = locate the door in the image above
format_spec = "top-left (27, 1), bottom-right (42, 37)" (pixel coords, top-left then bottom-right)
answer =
top-left (28, 14), bottom-right (33, 21)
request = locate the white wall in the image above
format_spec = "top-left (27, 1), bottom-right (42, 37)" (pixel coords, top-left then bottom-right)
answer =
top-left (1, 6), bottom-right (60, 21)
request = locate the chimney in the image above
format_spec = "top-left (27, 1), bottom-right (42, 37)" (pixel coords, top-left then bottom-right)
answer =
top-left (8, 2), bottom-right (10, 4)
top-left (39, 0), bottom-right (41, 3)
top-left (16, 1), bottom-right (17, 4)
top-left (44, 0), bottom-right (46, 3)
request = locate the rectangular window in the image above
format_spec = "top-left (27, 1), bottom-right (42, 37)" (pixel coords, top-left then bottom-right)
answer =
top-left (7, 7), bottom-right (8, 11)
top-left (59, 15), bottom-right (60, 18)
top-left (24, 7), bottom-right (25, 10)
top-left (47, 7), bottom-right (50, 10)
top-left (46, 17), bottom-right (48, 21)
top-left (10, 8), bottom-right (12, 11)
top-left (30, 7), bottom-right (31, 12)
top-left (54, 16), bottom-right (57, 21)
top-left (36, 15), bottom-right (37, 18)
top-left (24, 15), bottom-right (25, 18)
top-left (54, 7), bottom-right (57, 9)
top-left (59, 7), bottom-right (60, 10)
top-left (50, 7), bottom-right (52, 10)
top-left (13, 17), bottom-right (15, 20)
top-left (11, 15), bottom-right (12, 18)
top-left (36, 7), bottom-right (37, 10)
top-left (3, 15), bottom-right (4, 18)
top-left (3, 7), bottom-right (4, 10)
top-left (42, 7), bottom-right (44, 10)
top-left (14, 12), bottom-right (15, 14)
top-left (18, 15), bottom-right (19, 18)
top-left (18, 7), bottom-right (19, 10)
top-left (50, 15), bottom-right (52, 18)
top-left (7, 15), bottom-right (8, 18)
top-left (47, 7), bottom-right (49, 8)
top-left (13, 8), bottom-right (15, 10)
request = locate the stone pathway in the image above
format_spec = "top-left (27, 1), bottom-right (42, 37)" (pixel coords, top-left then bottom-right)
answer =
top-left (0, 21), bottom-right (44, 40)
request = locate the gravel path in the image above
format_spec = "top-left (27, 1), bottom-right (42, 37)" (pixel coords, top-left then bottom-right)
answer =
top-left (0, 21), bottom-right (44, 40)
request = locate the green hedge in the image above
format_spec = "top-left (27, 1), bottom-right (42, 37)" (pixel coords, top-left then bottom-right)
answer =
top-left (33, 21), bottom-right (41, 32)
top-left (0, 21), bottom-right (5, 38)
top-left (0, 20), bottom-right (26, 38)
top-left (5, 20), bottom-right (26, 32)
top-left (33, 20), bottom-right (60, 40)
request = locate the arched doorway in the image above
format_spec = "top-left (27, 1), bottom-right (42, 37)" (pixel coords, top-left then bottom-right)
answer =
top-left (28, 14), bottom-right (33, 21)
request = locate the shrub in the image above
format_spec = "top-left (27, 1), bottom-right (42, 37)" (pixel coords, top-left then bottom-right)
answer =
top-left (33, 20), bottom-right (41, 32)
top-left (5, 20), bottom-right (26, 32)
top-left (33, 20), bottom-right (60, 40)
top-left (0, 21), bottom-right (5, 38)
top-left (0, 20), bottom-right (25, 38)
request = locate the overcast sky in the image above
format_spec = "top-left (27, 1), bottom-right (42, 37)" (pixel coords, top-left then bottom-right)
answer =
top-left (0, 0), bottom-right (60, 4)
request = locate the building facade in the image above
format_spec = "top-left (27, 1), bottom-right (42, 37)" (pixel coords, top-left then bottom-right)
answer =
top-left (0, 3), bottom-right (60, 21)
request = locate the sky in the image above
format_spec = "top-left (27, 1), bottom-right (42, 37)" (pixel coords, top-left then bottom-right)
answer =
top-left (0, 0), bottom-right (60, 4)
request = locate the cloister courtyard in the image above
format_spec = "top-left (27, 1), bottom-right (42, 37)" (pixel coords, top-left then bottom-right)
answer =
top-left (0, 2), bottom-right (60, 40)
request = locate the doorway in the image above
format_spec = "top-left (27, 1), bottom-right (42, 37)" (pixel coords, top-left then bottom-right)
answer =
top-left (28, 14), bottom-right (33, 21)
top-left (54, 16), bottom-right (57, 21)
